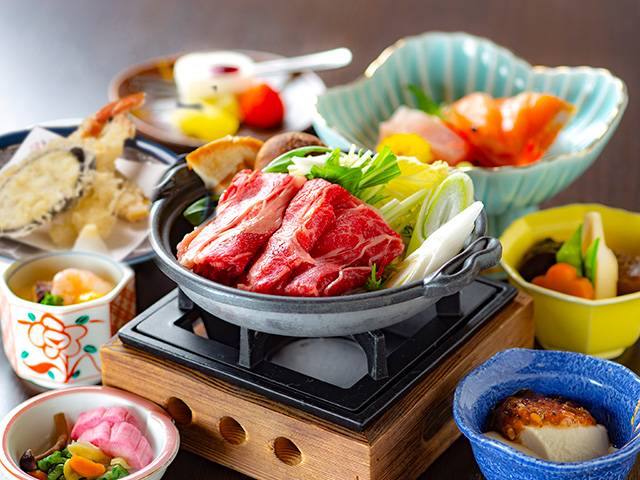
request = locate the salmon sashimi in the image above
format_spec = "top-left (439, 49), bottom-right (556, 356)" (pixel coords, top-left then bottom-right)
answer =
top-left (442, 92), bottom-right (574, 167)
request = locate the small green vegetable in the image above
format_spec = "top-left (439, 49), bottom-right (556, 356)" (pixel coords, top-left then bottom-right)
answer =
top-left (556, 224), bottom-right (584, 276)
top-left (95, 464), bottom-right (130, 479)
top-left (408, 85), bottom-right (444, 119)
top-left (365, 264), bottom-right (393, 291)
top-left (46, 463), bottom-right (64, 480)
top-left (183, 195), bottom-right (218, 226)
top-left (40, 293), bottom-right (64, 306)
top-left (37, 450), bottom-right (70, 472)
top-left (583, 237), bottom-right (600, 284)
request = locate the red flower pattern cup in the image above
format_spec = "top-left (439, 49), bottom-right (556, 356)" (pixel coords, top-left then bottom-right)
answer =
top-left (0, 251), bottom-right (136, 388)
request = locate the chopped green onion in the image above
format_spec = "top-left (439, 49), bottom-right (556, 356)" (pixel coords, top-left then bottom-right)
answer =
top-left (40, 293), bottom-right (64, 306)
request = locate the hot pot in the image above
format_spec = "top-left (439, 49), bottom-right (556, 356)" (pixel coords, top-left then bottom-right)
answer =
top-left (148, 162), bottom-right (502, 337)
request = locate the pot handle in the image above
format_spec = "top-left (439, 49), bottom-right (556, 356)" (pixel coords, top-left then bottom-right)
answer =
top-left (422, 236), bottom-right (502, 298)
top-left (152, 155), bottom-right (195, 202)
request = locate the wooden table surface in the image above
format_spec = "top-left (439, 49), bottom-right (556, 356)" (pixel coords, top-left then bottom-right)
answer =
top-left (1, 0), bottom-right (640, 478)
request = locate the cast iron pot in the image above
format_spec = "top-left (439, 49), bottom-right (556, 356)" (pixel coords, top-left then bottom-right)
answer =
top-left (149, 162), bottom-right (502, 337)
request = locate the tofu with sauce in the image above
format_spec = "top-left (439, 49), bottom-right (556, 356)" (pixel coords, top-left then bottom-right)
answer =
top-left (485, 389), bottom-right (616, 462)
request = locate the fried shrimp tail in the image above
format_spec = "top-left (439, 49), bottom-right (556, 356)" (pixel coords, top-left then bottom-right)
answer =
top-left (74, 92), bottom-right (146, 139)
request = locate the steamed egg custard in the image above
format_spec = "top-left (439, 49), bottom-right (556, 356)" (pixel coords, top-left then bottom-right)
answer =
top-left (13, 268), bottom-right (115, 306)
top-left (485, 389), bottom-right (616, 462)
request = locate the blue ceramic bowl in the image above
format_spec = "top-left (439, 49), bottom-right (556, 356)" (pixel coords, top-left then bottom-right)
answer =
top-left (453, 348), bottom-right (640, 480)
top-left (313, 31), bottom-right (628, 235)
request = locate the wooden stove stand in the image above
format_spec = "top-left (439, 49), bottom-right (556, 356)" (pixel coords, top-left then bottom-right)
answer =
top-left (101, 291), bottom-right (534, 480)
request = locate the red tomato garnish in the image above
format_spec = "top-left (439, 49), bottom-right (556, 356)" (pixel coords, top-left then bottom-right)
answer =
top-left (239, 83), bottom-right (285, 129)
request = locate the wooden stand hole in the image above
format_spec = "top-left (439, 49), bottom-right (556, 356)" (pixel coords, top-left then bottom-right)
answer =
top-left (273, 437), bottom-right (302, 466)
top-left (219, 416), bottom-right (247, 445)
top-left (165, 397), bottom-right (192, 425)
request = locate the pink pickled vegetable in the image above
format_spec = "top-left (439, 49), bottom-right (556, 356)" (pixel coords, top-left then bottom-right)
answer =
top-left (77, 420), bottom-right (152, 471)
top-left (71, 406), bottom-right (140, 440)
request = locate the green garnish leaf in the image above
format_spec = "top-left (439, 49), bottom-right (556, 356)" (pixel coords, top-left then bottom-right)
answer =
top-left (40, 293), bottom-right (64, 306)
top-left (183, 195), bottom-right (218, 226)
top-left (365, 264), bottom-right (396, 291)
top-left (307, 147), bottom-right (401, 199)
top-left (409, 85), bottom-right (444, 119)
top-left (357, 146), bottom-right (401, 192)
top-left (262, 146), bottom-right (332, 173)
top-left (365, 264), bottom-right (384, 291)
top-left (556, 224), bottom-right (584, 276)
top-left (584, 237), bottom-right (600, 284)
top-left (308, 148), bottom-right (363, 193)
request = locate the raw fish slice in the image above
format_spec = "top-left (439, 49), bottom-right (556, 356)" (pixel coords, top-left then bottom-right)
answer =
top-left (71, 406), bottom-right (107, 440)
top-left (378, 106), bottom-right (469, 166)
top-left (443, 92), bottom-right (574, 166)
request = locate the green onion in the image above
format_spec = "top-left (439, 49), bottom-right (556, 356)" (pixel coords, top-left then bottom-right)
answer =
top-left (40, 293), bottom-right (64, 306)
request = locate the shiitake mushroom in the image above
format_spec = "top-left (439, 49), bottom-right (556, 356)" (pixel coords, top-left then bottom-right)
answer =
top-left (519, 238), bottom-right (563, 282)
top-left (254, 132), bottom-right (326, 171)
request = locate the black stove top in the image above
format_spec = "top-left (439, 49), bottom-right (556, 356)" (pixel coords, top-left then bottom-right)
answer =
top-left (118, 277), bottom-right (516, 431)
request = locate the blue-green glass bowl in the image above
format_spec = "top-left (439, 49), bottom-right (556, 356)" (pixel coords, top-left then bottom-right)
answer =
top-left (313, 31), bottom-right (628, 236)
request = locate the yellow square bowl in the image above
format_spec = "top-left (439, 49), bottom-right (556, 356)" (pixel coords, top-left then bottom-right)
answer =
top-left (499, 203), bottom-right (640, 358)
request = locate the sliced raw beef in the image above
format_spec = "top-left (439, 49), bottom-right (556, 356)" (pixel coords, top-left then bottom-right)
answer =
top-left (177, 170), bottom-right (306, 285)
top-left (237, 178), bottom-right (404, 296)
top-left (236, 178), bottom-right (353, 294)
top-left (77, 420), bottom-right (153, 470)
top-left (284, 201), bottom-right (405, 296)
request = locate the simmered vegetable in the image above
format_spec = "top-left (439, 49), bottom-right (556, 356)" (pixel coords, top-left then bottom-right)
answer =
top-left (532, 263), bottom-right (595, 299)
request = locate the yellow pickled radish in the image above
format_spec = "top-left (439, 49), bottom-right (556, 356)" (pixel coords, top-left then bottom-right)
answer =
top-left (581, 211), bottom-right (618, 299)
top-left (377, 133), bottom-right (434, 164)
top-left (172, 100), bottom-right (240, 142)
top-left (68, 441), bottom-right (112, 465)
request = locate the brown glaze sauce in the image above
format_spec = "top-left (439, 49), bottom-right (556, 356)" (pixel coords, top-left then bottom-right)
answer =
top-left (486, 389), bottom-right (597, 441)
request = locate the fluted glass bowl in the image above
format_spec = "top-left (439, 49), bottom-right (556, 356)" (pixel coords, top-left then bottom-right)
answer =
top-left (313, 31), bottom-right (628, 236)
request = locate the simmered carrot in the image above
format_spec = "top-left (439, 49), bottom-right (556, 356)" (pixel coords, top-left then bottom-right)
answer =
top-left (67, 455), bottom-right (107, 478)
top-left (532, 262), bottom-right (595, 299)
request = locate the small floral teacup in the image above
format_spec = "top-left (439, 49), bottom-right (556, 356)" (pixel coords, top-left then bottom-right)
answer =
top-left (0, 251), bottom-right (136, 389)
